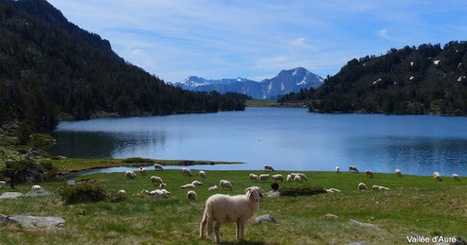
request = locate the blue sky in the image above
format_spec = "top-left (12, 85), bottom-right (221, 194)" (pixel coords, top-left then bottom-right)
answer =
top-left (47, 0), bottom-right (467, 83)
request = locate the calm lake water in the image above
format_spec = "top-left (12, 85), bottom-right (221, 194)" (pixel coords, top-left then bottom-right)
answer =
top-left (50, 108), bottom-right (467, 176)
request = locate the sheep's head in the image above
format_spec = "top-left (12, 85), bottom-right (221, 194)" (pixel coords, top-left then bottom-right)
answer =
top-left (245, 186), bottom-right (263, 202)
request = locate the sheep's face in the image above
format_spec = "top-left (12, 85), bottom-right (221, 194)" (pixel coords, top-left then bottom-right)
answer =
top-left (245, 187), bottom-right (263, 202)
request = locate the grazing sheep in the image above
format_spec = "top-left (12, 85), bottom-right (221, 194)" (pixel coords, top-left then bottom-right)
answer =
top-left (180, 183), bottom-right (196, 189)
top-left (187, 190), bottom-right (197, 201)
top-left (219, 180), bottom-right (232, 190)
top-left (335, 166), bottom-right (340, 173)
top-left (433, 172), bottom-right (443, 181)
top-left (200, 186), bottom-right (263, 243)
top-left (199, 171), bottom-right (206, 178)
top-left (271, 174), bottom-right (284, 182)
top-left (151, 176), bottom-right (163, 184)
top-left (286, 174), bottom-right (293, 182)
top-left (124, 171), bottom-right (136, 179)
top-left (452, 173), bottom-right (460, 181)
top-left (358, 182), bottom-right (367, 190)
top-left (139, 166), bottom-right (146, 175)
top-left (208, 185), bottom-right (218, 191)
top-left (249, 174), bottom-right (259, 182)
top-left (264, 164), bottom-right (275, 171)
top-left (150, 189), bottom-right (171, 198)
top-left (294, 175), bottom-right (302, 183)
top-left (259, 174), bottom-right (270, 182)
top-left (118, 189), bottom-right (126, 194)
top-left (290, 173), bottom-right (297, 178)
top-left (326, 188), bottom-right (341, 193)
top-left (192, 180), bottom-right (203, 186)
top-left (159, 183), bottom-right (167, 188)
top-left (349, 166), bottom-right (359, 173)
top-left (181, 168), bottom-right (193, 177)
top-left (365, 170), bottom-right (374, 178)
top-left (32, 185), bottom-right (42, 190)
top-left (154, 163), bottom-right (163, 170)
top-left (395, 169), bottom-right (402, 176)
top-left (297, 173), bottom-right (308, 181)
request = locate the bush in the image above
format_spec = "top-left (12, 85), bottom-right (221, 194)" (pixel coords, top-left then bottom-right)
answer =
top-left (1, 159), bottom-right (58, 183)
top-left (57, 183), bottom-right (109, 205)
top-left (31, 133), bottom-right (52, 148)
top-left (122, 157), bottom-right (156, 164)
top-left (280, 186), bottom-right (327, 197)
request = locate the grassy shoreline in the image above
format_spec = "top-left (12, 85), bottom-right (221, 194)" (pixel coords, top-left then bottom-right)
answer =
top-left (0, 169), bottom-right (465, 244)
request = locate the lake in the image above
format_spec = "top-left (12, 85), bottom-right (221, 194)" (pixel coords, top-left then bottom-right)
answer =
top-left (50, 108), bottom-right (467, 176)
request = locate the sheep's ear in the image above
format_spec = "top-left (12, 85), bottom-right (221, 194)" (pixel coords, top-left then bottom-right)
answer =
top-left (244, 187), bottom-right (251, 194)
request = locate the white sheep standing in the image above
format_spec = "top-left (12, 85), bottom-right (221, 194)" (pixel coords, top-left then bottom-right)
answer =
top-left (271, 174), bottom-right (284, 182)
top-left (208, 185), bottom-right (218, 191)
top-left (200, 186), bottom-right (263, 243)
top-left (349, 166), bottom-right (359, 173)
top-left (433, 172), bottom-right (443, 181)
top-left (452, 173), bottom-right (460, 181)
top-left (192, 180), bottom-right (203, 186)
top-left (219, 180), bottom-right (232, 190)
top-left (151, 176), bottom-right (163, 184)
top-left (139, 166), bottom-right (146, 175)
top-left (259, 174), bottom-right (270, 182)
top-left (199, 171), bottom-right (206, 178)
top-left (124, 171), bottom-right (136, 179)
top-left (249, 174), bottom-right (259, 182)
top-left (335, 166), bottom-right (340, 173)
top-left (187, 190), bottom-right (197, 201)
top-left (286, 174), bottom-right (293, 182)
top-left (32, 185), bottom-right (42, 190)
top-left (395, 169), bottom-right (402, 176)
top-left (365, 170), bottom-right (374, 178)
top-left (358, 182), bottom-right (367, 190)
top-left (297, 173), bottom-right (308, 181)
top-left (264, 164), bottom-right (275, 171)
top-left (181, 168), bottom-right (193, 177)
top-left (294, 175), bottom-right (302, 183)
top-left (118, 189), bottom-right (126, 194)
top-left (154, 163), bottom-right (164, 170)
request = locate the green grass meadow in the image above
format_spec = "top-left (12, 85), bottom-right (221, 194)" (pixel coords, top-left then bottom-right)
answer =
top-left (0, 169), bottom-right (466, 244)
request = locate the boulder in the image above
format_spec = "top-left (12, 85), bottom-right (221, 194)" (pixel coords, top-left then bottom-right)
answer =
top-left (349, 219), bottom-right (384, 232)
top-left (0, 192), bottom-right (24, 199)
top-left (6, 215), bottom-right (65, 228)
top-left (252, 214), bottom-right (277, 225)
top-left (24, 187), bottom-right (52, 197)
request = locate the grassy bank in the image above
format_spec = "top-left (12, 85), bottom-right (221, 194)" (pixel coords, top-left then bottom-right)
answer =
top-left (0, 170), bottom-right (465, 244)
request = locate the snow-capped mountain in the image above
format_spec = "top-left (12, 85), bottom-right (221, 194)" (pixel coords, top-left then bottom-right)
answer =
top-left (175, 67), bottom-right (324, 99)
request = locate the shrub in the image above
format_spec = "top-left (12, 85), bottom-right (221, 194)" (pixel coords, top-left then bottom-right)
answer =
top-left (30, 133), bottom-right (53, 148)
top-left (122, 157), bottom-right (155, 164)
top-left (57, 183), bottom-right (109, 205)
top-left (1, 159), bottom-right (58, 183)
top-left (280, 186), bottom-right (327, 197)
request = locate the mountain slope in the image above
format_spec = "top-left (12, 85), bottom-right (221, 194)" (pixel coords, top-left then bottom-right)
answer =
top-left (176, 67), bottom-right (324, 99)
top-left (279, 42), bottom-right (467, 115)
top-left (0, 0), bottom-right (246, 131)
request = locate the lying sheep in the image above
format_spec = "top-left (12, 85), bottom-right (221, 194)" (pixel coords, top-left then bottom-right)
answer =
top-left (200, 186), bottom-right (263, 243)
top-left (297, 173), bottom-right (308, 181)
top-left (151, 176), bottom-right (163, 184)
top-left (271, 174), bottom-right (284, 182)
top-left (395, 169), bottom-right (402, 176)
top-left (349, 166), bottom-right (359, 173)
top-left (452, 173), bottom-right (460, 181)
top-left (139, 166), bottom-right (146, 175)
top-left (365, 170), bottom-right (374, 178)
top-left (433, 172), bottom-right (443, 181)
top-left (249, 174), bottom-right (259, 182)
top-left (118, 189), bottom-right (126, 194)
top-left (199, 171), bottom-right (206, 178)
top-left (180, 183), bottom-right (196, 189)
top-left (326, 188), bottom-right (341, 193)
top-left (372, 185), bottom-right (381, 190)
top-left (192, 180), bottom-right (203, 186)
top-left (259, 174), bottom-right (270, 182)
top-left (335, 166), bottom-right (340, 173)
top-left (264, 164), bottom-right (275, 171)
top-left (379, 186), bottom-right (390, 191)
top-left (124, 171), bottom-right (136, 179)
top-left (141, 189), bottom-right (149, 194)
top-left (187, 190), bottom-right (197, 201)
top-left (286, 174), bottom-right (293, 182)
top-left (208, 185), bottom-right (218, 191)
top-left (154, 163), bottom-right (163, 170)
top-left (219, 180), bottom-right (232, 190)
top-left (181, 168), bottom-right (193, 177)
top-left (32, 185), bottom-right (42, 190)
top-left (150, 189), bottom-right (171, 198)
top-left (294, 175), bottom-right (302, 183)
top-left (358, 182), bottom-right (367, 190)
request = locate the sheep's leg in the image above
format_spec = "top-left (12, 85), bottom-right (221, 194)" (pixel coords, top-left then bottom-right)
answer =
top-left (236, 221), bottom-right (241, 240)
top-left (240, 222), bottom-right (245, 240)
top-left (200, 213), bottom-right (207, 239)
top-left (214, 221), bottom-right (221, 243)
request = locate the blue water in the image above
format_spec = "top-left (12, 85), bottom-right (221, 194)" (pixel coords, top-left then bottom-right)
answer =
top-left (50, 108), bottom-right (467, 176)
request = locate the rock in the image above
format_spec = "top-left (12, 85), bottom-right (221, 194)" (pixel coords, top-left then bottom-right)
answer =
top-left (265, 190), bottom-right (280, 198)
top-left (324, 214), bottom-right (339, 219)
top-left (0, 192), bottom-right (24, 199)
top-left (0, 214), bottom-right (14, 225)
top-left (7, 215), bottom-right (65, 228)
top-left (24, 187), bottom-right (52, 197)
top-left (253, 214), bottom-right (277, 225)
top-left (349, 219), bottom-right (384, 231)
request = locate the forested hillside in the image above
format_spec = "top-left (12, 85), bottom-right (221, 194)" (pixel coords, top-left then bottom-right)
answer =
top-left (279, 42), bottom-right (467, 115)
top-left (0, 0), bottom-right (246, 132)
